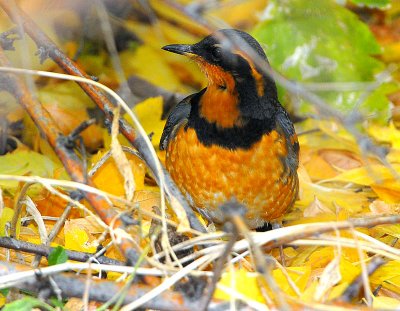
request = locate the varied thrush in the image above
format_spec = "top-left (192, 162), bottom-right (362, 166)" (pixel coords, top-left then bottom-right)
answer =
top-left (160, 29), bottom-right (299, 229)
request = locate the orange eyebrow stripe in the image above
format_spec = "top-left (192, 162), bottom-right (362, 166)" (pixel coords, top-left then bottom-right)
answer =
top-left (235, 51), bottom-right (265, 97)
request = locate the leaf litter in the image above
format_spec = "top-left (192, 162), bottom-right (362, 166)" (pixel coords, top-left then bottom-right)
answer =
top-left (0, 0), bottom-right (400, 310)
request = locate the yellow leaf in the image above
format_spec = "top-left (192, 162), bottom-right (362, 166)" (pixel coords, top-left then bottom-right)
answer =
top-left (64, 220), bottom-right (98, 253)
top-left (133, 96), bottom-right (166, 150)
top-left (120, 46), bottom-right (184, 92)
top-left (307, 247), bottom-right (334, 269)
top-left (367, 122), bottom-right (400, 149)
top-left (0, 150), bottom-right (56, 194)
top-left (318, 121), bottom-right (357, 147)
top-left (92, 150), bottom-right (146, 196)
top-left (38, 81), bottom-right (95, 110)
top-left (283, 247), bottom-right (298, 260)
top-left (371, 183), bottom-right (400, 203)
top-left (370, 260), bottom-right (400, 291)
top-left (297, 180), bottom-right (368, 214)
top-left (122, 19), bottom-right (205, 88)
top-left (327, 282), bottom-right (349, 300)
top-left (301, 280), bottom-right (318, 302)
top-left (369, 200), bottom-right (397, 214)
top-left (383, 278), bottom-right (400, 295)
top-left (373, 296), bottom-right (400, 309)
top-left (339, 259), bottom-right (360, 284)
top-left (303, 152), bottom-right (338, 180)
top-left (298, 121), bottom-right (356, 153)
top-left (125, 19), bottom-right (200, 49)
top-left (387, 148), bottom-right (400, 164)
top-left (291, 246), bottom-right (318, 267)
top-left (0, 207), bottom-right (19, 237)
top-left (210, 0), bottom-right (268, 28)
top-left (214, 268), bottom-right (265, 303)
top-left (272, 266), bottom-right (311, 296)
top-left (374, 225), bottom-right (400, 239)
top-left (148, 0), bottom-right (208, 38)
top-left (330, 164), bottom-right (400, 186)
top-left (303, 197), bottom-right (335, 218)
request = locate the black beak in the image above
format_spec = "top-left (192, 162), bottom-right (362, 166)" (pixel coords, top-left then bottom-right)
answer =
top-left (162, 44), bottom-right (194, 55)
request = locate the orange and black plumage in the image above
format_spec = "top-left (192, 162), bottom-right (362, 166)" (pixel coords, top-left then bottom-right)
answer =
top-left (160, 29), bottom-right (299, 229)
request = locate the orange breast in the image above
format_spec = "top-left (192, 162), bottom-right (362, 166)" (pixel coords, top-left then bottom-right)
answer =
top-left (166, 126), bottom-right (298, 228)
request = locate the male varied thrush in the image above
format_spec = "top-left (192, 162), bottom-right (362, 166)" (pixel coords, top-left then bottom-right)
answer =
top-left (160, 29), bottom-right (299, 229)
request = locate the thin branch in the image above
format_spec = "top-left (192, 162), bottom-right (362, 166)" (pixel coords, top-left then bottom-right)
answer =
top-left (32, 202), bottom-right (73, 268)
top-left (0, 237), bottom-right (124, 266)
top-left (10, 182), bottom-right (31, 238)
top-left (0, 260), bottom-right (218, 311)
top-left (200, 221), bottom-right (238, 311)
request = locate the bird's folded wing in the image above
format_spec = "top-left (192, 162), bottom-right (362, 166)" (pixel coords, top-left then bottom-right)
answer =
top-left (159, 93), bottom-right (195, 150)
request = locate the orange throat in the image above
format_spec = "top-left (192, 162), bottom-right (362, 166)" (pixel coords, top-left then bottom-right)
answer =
top-left (198, 62), bottom-right (242, 128)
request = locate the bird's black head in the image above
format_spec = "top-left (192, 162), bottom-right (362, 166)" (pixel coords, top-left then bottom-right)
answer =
top-left (163, 29), bottom-right (267, 73)
top-left (162, 29), bottom-right (278, 108)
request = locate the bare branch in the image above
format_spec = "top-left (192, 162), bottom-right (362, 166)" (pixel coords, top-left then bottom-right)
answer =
top-left (0, 237), bottom-right (124, 266)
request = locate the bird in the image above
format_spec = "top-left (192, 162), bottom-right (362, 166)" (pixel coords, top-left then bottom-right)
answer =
top-left (160, 29), bottom-right (299, 229)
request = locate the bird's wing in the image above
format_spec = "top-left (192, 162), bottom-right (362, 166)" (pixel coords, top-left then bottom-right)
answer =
top-left (159, 93), bottom-right (194, 151)
top-left (275, 108), bottom-right (299, 176)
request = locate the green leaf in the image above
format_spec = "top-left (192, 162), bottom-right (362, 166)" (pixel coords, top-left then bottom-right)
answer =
top-left (48, 246), bottom-right (68, 265)
top-left (253, 0), bottom-right (393, 122)
top-left (3, 297), bottom-right (53, 311)
top-left (0, 288), bottom-right (10, 297)
top-left (49, 297), bottom-right (65, 308)
top-left (349, 0), bottom-right (390, 9)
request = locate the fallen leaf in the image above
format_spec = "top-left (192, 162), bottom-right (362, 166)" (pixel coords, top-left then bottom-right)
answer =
top-left (373, 296), bottom-right (400, 310)
top-left (64, 218), bottom-right (99, 253)
top-left (369, 200), bottom-right (395, 214)
top-left (0, 149), bottom-right (56, 194)
top-left (92, 150), bottom-right (146, 197)
top-left (303, 197), bottom-right (335, 217)
top-left (133, 96), bottom-right (166, 150)
top-left (272, 266), bottom-right (311, 297)
top-left (319, 150), bottom-right (362, 171)
top-left (214, 268), bottom-right (265, 303)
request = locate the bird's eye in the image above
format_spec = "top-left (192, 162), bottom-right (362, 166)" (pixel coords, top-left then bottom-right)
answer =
top-left (211, 47), bottom-right (222, 61)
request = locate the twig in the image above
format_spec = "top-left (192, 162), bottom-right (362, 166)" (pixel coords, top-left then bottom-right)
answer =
top-left (23, 196), bottom-right (48, 243)
top-left (0, 260), bottom-right (219, 311)
top-left (88, 146), bottom-right (142, 177)
top-left (65, 119), bottom-right (96, 148)
top-left (230, 216), bottom-right (288, 309)
top-left (32, 202), bottom-right (73, 268)
top-left (0, 237), bottom-right (124, 266)
top-left (0, 27), bottom-right (20, 50)
top-left (350, 226), bottom-right (372, 306)
top-left (119, 252), bottom-right (215, 310)
top-left (260, 215), bottom-right (400, 252)
top-left (10, 182), bottom-right (31, 238)
top-left (200, 219), bottom-right (238, 311)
